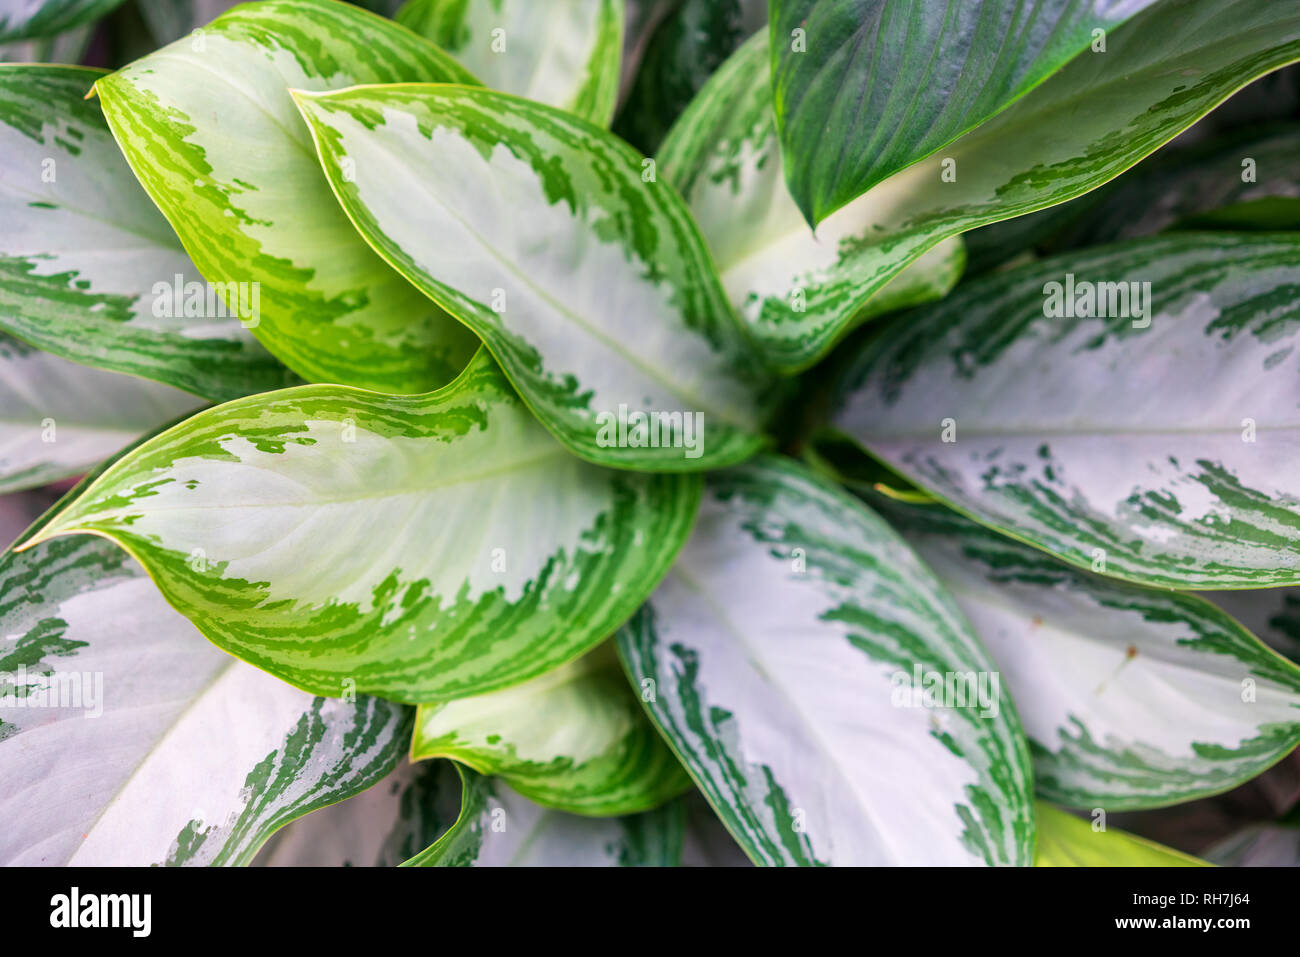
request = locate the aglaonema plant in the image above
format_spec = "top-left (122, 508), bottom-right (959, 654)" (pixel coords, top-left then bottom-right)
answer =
top-left (1, 0), bottom-right (1299, 868)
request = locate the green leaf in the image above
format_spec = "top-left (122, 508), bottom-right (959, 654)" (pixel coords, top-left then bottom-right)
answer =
top-left (0, 531), bottom-right (411, 866)
top-left (255, 759), bottom-right (461, 866)
top-left (613, 0), bottom-right (766, 155)
top-left (663, 2), bottom-right (1300, 370)
top-left (396, 0), bottom-right (625, 126)
top-left (402, 764), bottom-right (685, 865)
top-left (1035, 803), bottom-right (1210, 866)
top-left (411, 641), bottom-right (690, 815)
top-left (0, 334), bottom-right (202, 494)
top-left (833, 233), bottom-right (1300, 589)
top-left (293, 82), bottom-right (773, 472)
top-left (658, 31), bottom-right (964, 372)
top-left (1207, 588), bottom-right (1300, 665)
top-left (769, 0), bottom-right (1158, 227)
top-left (0, 65), bottom-right (298, 402)
top-left (93, 0), bottom-right (482, 394)
top-left (966, 125), bottom-right (1300, 274)
top-left (616, 455), bottom-right (1034, 866)
top-left (22, 350), bottom-right (701, 702)
top-left (136, 0), bottom-right (242, 46)
top-left (872, 496), bottom-right (1300, 810)
top-left (0, 0), bottom-right (125, 42)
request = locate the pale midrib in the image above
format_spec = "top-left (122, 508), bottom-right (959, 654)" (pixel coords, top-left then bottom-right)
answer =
top-left (668, 552), bottom-right (911, 866)
top-left (53, 443), bottom-right (576, 525)
top-left (368, 120), bottom-right (755, 431)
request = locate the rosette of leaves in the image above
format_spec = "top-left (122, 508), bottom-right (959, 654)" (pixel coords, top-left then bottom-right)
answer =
top-left (2, 0), bottom-right (1299, 868)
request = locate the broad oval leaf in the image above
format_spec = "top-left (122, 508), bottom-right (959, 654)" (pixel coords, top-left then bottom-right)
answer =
top-left (403, 764), bottom-right (686, 866)
top-left (93, 0), bottom-right (481, 394)
top-left (769, 0), bottom-right (1157, 227)
top-left (411, 641), bottom-right (690, 815)
top-left (0, 533), bottom-right (411, 866)
top-left (294, 82), bottom-right (773, 471)
top-left (834, 233), bottom-right (1300, 589)
top-left (659, 31), bottom-right (965, 372)
top-left (0, 0), bottom-right (124, 41)
top-left (616, 455), bottom-right (1034, 866)
top-left (664, 1), bottom-right (1300, 370)
top-left (396, 0), bottom-right (625, 126)
top-left (1034, 803), bottom-right (1209, 867)
top-left (0, 64), bottom-right (296, 402)
top-left (0, 334), bottom-right (202, 494)
top-left (21, 350), bottom-right (702, 701)
top-left (874, 496), bottom-right (1300, 809)
top-left (255, 759), bottom-right (461, 866)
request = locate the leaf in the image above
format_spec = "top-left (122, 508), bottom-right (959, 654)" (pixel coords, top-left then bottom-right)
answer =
top-left (1203, 812), bottom-right (1300, 866)
top-left (658, 32), bottom-right (964, 372)
top-left (965, 125), bottom-right (1300, 275)
top-left (21, 350), bottom-right (701, 702)
top-left (0, 532), bottom-right (412, 866)
top-left (402, 764), bottom-right (685, 866)
top-left (254, 759), bottom-right (461, 866)
top-left (0, 22), bottom-right (93, 62)
top-left (0, 334), bottom-right (203, 494)
top-left (93, 0), bottom-right (482, 394)
top-left (833, 233), bottom-right (1300, 589)
top-left (0, 64), bottom-right (298, 402)
top-left (1034, 803), bottom-right (1210, 866)
top-left (769, 0), bottom-right (1158, 227)
top-left (663, 3), bottom-right (1300, 370)
top-left (396, 0), bottom-right (625, 126)
top-left (0, 0), bottom-right (125, 42)
top-left (872, 496), bottom-right (1300, 810)
top-left (1206, 588), bottom-right (1300, 665)
top-left (616, 455), bottom-right (1034, 866)
top-left (613, 0), bottom-right (766, 154)
top-left (293, 82), bottom-right (773, 471)
top-left (136, 0), bottom-right (242, 46)
top-left (411, 641), bottom-right (690, 815)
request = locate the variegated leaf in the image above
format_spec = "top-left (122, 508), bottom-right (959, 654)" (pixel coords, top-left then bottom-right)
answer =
top-left (0, 334), bottom-right (202, 494)
top-left (769, 0), bottom-right (1158, 227)
top-left (396, 0), bottom-right (624, 126)
top-left (1206, 588), bottom-right (1300, 665)
top-left (1035, 803), bottom-right (1209, 866)
top-left (403, 764), bottom-right (685, 866)
top-left (93, 0), bottom-right (481, 394)
top-left (658, 32), bottom-right (964, 373)
top-left (966, 125), bottom-right (1300, 274)
top-left (0, 0), bottom-right (123, 41)
top-left (873, 496), bottom-right (1300, 809)
top-left (834, 233), bottom-right (1300, 589)
top-left (294, 83), bottom-right (772, 471)
top-left (617, 455), bottom-right (1034, 866)
top-left (0, 64), bottom-right (297, 402)
top-left (660, 3), bottom-right (1300, 370)
top-left (411, 641), bottom-right (690, 815)
top-left (22, 350), bottom-right (701, 701)
top-left (0, 532), bottom-right (411, 866)
top-left (254, 759), bottom-right (460, 866)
